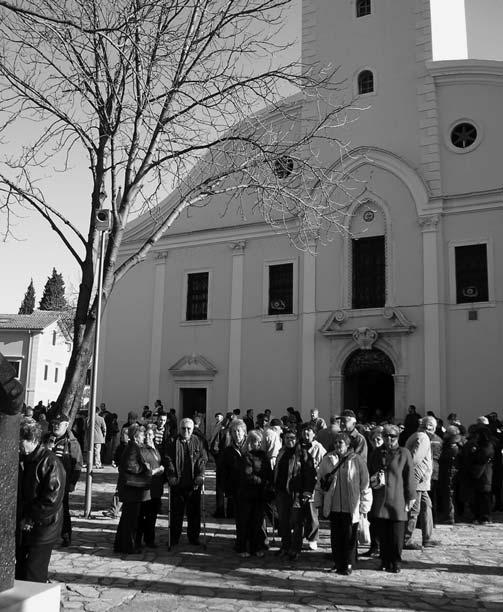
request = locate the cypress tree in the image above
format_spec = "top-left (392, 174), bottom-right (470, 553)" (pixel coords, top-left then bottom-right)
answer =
top-left (39, 268), bottom-right (67, 311)
top-left (18, 279), bottom-right (36, 314)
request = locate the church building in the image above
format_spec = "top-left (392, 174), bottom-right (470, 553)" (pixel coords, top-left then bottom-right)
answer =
top-left (99, 0), bottom-right (503, 428)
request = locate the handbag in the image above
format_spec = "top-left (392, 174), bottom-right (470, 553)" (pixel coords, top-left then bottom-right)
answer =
top-left (370, 469), bottom-right (386, 489)
top-left (358, 515), bottom-right (371, 545)
top-left (125, 471), bottom-right (152, 489)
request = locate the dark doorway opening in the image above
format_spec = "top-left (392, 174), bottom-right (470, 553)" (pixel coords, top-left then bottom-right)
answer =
top-left (343, 349), bottom-right (394, 423)
top-left (180, 387), bottom-right (207, 432)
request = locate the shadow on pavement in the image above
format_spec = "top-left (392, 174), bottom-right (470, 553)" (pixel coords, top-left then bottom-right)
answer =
top-left (51, 569), bottom-right (496, 610)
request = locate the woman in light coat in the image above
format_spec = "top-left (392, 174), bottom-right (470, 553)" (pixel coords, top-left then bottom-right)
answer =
top-left (315, 432), bottom-right (372, 575)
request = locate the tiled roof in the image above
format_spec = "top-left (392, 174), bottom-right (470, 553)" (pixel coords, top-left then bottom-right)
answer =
top-left (0, 311), bottom-right (65, 331)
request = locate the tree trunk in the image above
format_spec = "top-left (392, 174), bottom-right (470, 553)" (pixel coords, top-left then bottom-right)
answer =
top-left (56, 319), bottom-right (96, 425)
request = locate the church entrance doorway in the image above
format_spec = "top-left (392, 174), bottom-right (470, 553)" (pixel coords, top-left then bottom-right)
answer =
top-left (343, 348), bottom-right (394, 423)
top-left (180, 387), bottom-right (207, 433)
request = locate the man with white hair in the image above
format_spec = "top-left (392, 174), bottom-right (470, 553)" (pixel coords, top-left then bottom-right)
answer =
top-left (404, 416), bottom-right (438, 549)
top-left (164, 418), bottom-right (207, 547)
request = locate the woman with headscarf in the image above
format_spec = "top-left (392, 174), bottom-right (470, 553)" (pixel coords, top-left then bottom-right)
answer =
top-left (114, 424), bottom-right (152, 554)
top-left (315, 432), bottom-right (372, 575)
top-left (368, 424), bottom-right (416, 573)
top-left (136, 424), bottom-right (165, 548)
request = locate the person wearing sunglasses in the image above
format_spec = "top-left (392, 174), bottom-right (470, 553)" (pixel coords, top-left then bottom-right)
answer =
top-left (368, 424), bottom-right (416, 573)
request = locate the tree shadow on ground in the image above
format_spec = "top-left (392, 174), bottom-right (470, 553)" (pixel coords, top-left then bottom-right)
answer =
top-left (51, 568), bottom-right (499, 611)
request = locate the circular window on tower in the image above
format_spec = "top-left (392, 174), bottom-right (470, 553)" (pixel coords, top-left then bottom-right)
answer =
top-left (447, 119), bottom-right (481, 153)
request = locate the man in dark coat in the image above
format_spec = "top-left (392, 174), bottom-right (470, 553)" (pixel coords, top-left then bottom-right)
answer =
top-left (16, 418), bottom-right (66, 583)
top-left (164, 418), bottom-right (207, 546)
top-left (50, 413), bottom-right (83, 546)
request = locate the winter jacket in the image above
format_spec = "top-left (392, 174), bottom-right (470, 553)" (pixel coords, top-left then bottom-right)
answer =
top-left (117, 441), bottom-right (151, 503)
top-left (238, 449), bottom-right (274, 501)
top-left (220, 442), bottom-right (247, 497)
top-left (52, 431), bottom-right (83, 492)
top-left (314, 450), bottom-right (372, 523)
top-left (348, 428), bottom-right (368, 462)
top-left (428, 432), bottom-right (443, 481)
top-left (262, 427), bottom-right (283, 468)
top-left (459, 438), bottom-right (495, 494)
top-left (164, 435), bottom-right (207, 488)
top-left (273, 445), bottom-right (317, 501)
top-left (368, 446), bottom-right (415, 521)
top-left (405, 430), bottom-right (432, 491)
top-left (17, 445), bottom-right (66, 546)
top-left (140, 444), bottom-right (164, 499)
top-left (85, 414), bottom-right (107, 446)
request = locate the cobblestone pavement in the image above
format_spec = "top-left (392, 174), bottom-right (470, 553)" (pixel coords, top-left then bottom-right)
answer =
top-left (51, 466), bottom-right (503, 611)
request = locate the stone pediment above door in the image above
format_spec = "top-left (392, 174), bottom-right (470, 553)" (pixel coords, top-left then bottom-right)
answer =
top-left (169, 353), bottom-right (218, 378)
top-left (320, 307), bottom-right (416, 348)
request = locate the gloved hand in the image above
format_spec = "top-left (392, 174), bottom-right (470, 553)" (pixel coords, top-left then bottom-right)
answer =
top-left (193, 475), bottom-right (204, 489)
top-left (167, 476), bottom-right (178, 487)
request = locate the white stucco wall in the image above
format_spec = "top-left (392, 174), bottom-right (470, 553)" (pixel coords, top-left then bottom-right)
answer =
top-left (34, 321), bottom-right (72, 405)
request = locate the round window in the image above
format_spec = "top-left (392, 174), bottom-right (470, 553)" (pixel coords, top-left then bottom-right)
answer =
top-left (450, 122), bottom-right (477, 149)
top-left (273, 156), bottom-right (294, 179)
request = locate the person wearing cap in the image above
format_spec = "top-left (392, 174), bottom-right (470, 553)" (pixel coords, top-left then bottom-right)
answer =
top-left (340, 410), bottom-right (368, 462)
top-left (315, 415), bottom-right (341, 452)
top-left (17, 418), bottom-right (66, 582)
top-left (50, 412), bottom-right (83, 547)
top-left (403, 416), bottom-right (437, 549)
top-left (308, 409), bottom-right (327, 435)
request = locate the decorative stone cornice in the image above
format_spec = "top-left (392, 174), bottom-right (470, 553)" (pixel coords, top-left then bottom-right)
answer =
top-left (228, 240), bottom-right (247, 254)
top-left (418, 214), bottom-right (441, 232)
top-left (168, 353), bottom-right (218, 378)
top-left (320, 307), bottom-right (416, 337)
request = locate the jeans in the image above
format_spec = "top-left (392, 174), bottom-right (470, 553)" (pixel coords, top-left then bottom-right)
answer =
top-left (405, 490), bottom-right (433, 544)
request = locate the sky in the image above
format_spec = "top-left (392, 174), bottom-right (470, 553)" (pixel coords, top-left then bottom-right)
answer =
top-left (0, 0), bottom-right (301, 313)
top-left (0, 2), bottom-right (494, 313)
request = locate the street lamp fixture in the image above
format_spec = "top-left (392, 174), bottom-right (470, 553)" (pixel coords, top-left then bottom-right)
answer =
top-left (84, 197), bottom-right (111, 518)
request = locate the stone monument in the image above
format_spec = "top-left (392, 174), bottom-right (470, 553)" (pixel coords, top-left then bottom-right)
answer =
top-left (0, 353), bottom-right (24, 592)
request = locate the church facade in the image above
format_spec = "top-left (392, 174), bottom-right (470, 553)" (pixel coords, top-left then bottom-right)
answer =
top-left (99, 0), bottom-right (503, 427)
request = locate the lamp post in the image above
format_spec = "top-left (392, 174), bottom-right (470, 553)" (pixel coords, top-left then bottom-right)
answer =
top-left (84, 200), bottom-right (111, 518)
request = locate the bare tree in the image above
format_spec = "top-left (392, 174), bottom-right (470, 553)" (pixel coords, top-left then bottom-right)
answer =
top-left (0, 0), bottom-right (364, 420)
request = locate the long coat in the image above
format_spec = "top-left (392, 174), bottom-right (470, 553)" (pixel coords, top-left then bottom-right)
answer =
top-left (17, 445), bottom-right (66, 546)
top-left (368, 446), bottom-right (415, 521)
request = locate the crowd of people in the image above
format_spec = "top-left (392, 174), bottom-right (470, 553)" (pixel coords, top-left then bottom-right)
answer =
top-left (15, 400), bottom-right (503, 583)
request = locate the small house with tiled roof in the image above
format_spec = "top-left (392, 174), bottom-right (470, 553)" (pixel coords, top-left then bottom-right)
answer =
top-left (0, 311), bottom-right (72, 405)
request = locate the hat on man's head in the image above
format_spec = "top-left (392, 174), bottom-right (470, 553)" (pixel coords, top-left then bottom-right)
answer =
top-left (341, 409), bottom-right (356, 420)
top-left (51, 413), bottom-right (69, 424)
top-left (270, 418), bottom-right (282, 427)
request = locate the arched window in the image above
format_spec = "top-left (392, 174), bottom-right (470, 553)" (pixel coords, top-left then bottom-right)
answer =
top-left (358, 70), bottom-right (374, 95)
top-left (356, 0), bottom-right (371, 18)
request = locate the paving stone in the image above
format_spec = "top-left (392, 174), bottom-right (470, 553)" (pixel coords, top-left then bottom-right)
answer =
top-left (54, 466), bottom-right (503, 612)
